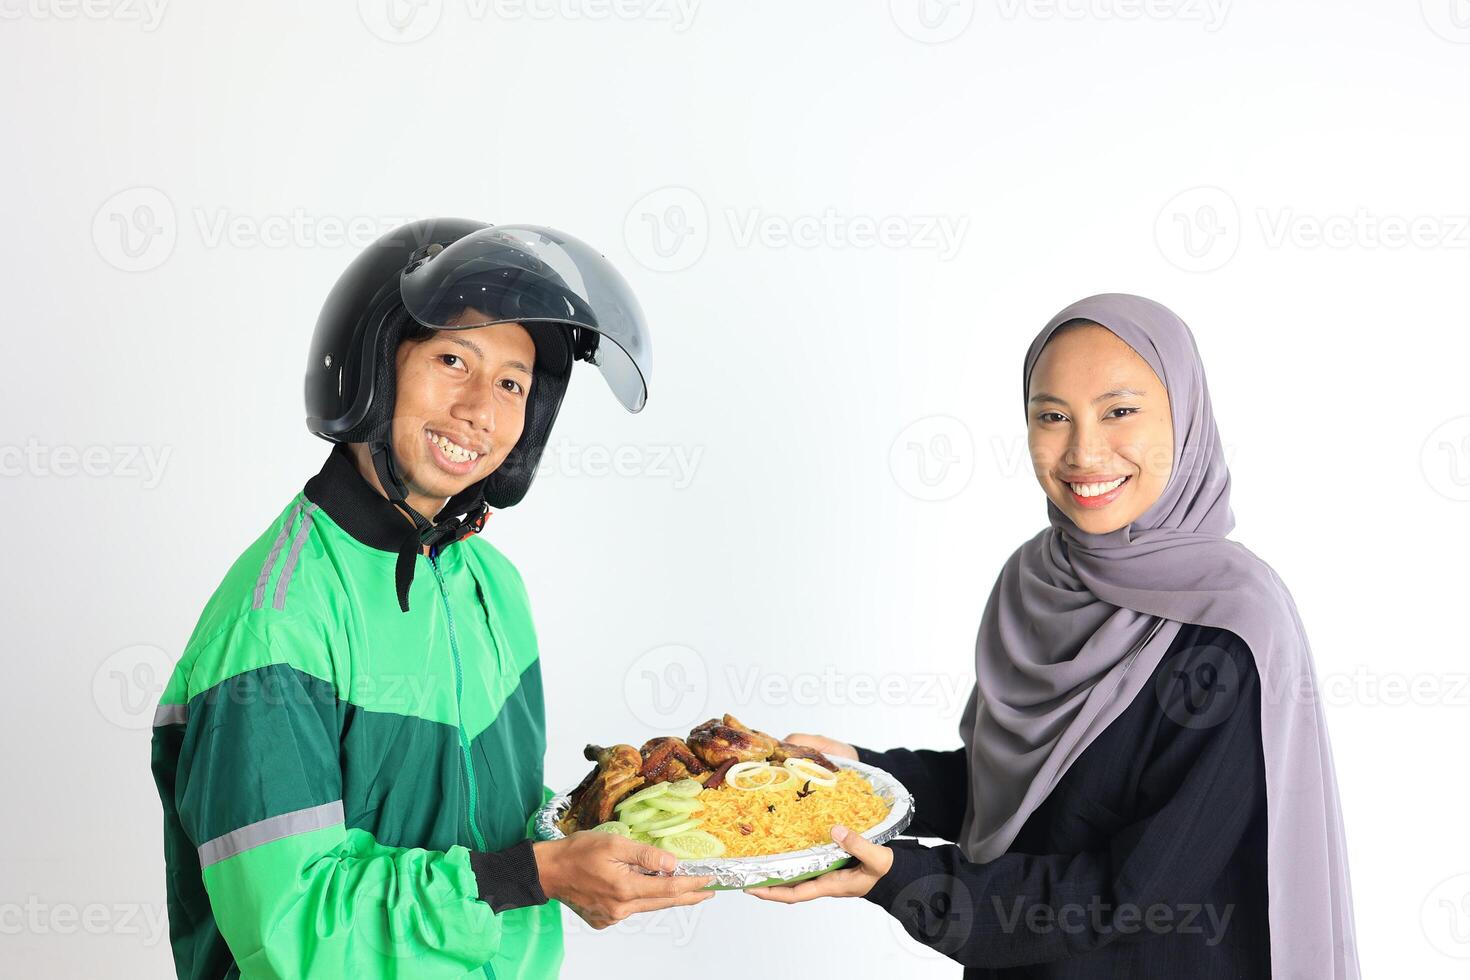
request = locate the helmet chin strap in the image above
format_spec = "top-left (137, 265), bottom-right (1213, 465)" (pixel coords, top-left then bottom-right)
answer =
top-left (368, 429), bottom-right (492, 613)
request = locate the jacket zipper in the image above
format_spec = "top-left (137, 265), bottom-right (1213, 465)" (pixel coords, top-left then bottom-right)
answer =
top-left (428, 551), bottom-right (489, 853)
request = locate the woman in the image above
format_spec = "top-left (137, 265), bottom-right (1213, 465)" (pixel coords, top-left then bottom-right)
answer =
top-left (751, 294), bottom-right (1359, 979)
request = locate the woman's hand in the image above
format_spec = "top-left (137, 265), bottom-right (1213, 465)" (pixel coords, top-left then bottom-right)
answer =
top-left (743, 825), bottom-right (892, 903)
top-left (781, 732), bottom-right (858, 760)
top-left (533, 832), bottom-right (714, 929)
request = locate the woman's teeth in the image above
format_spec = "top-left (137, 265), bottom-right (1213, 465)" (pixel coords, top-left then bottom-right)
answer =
top-left (1067, 476), bottom-right (1127, 497)
top-left (429, 432), bottom-right (479, 462)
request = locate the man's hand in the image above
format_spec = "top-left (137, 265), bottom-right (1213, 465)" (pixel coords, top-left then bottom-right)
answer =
top-left (781, 732), bottom-right (858, 761)
top-left (743, 825), bottom-right (892, 903)
top-left (532, 832), bottom-right (715, 929)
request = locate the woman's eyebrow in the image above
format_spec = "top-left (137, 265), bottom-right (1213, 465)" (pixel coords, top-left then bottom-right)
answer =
top-left (1028, 387), bottom-right (1147, 406)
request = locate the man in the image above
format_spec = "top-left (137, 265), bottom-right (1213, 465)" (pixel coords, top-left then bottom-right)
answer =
top-left (150, 220), bottom-right (713, 980)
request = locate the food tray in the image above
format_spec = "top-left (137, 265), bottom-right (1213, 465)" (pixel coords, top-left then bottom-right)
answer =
top-left (532, 756), bottom-right (915, 890)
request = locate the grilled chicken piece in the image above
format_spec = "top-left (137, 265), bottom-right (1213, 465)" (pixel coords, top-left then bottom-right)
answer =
top-left (639, 737), bottom-right (711, 785)
top-left (769, 740), bottom-right (839, 772)
top-left (687, 713), bottom-right (779, 768)
top-left (565, 743), bottom-right (645, 830)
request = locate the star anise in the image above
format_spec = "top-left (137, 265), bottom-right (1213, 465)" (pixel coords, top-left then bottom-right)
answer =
top-left (795, 780), bottom-right (815, 799)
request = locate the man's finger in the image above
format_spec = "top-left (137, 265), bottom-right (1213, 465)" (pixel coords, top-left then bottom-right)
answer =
top-left (625, 872), bottom-right (715, 899)
top-left (624, 842), bottom-right (678, 874)
top-left (623, 888), bottom-right (717, 915)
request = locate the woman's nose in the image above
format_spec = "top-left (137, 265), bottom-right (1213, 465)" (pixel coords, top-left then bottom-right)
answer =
top-left (1064, 420), bottom-right (1111, 467)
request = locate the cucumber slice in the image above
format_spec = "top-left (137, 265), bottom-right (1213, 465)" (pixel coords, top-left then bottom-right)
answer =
top-left (662, 830), bottom-right (726, 860)
top-left (646, 819), bottom-right (701, 839)
top-left (644, 796), bottom-right (703, 814)
top-left (618, 803), bottom-right (659, 827)
top-left (664, 778), bottom-right (704, 799)
top-left (640, 810), bottom-right (698, 832)
top-left (588, 821), bottom-right (632, 837)
top-left (615, 782), bottom-right (672, 810)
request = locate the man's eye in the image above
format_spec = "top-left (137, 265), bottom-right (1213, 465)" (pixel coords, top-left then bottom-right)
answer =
top-left (501, 379), bottom-right (524, 395)
top-left (438, 354), bottom-right (463, 369)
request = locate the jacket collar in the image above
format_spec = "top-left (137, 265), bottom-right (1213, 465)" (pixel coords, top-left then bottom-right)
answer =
top-left (304, 443), bottom-right (420, 553)
top-left (303, 444), bottom-right (493, 611)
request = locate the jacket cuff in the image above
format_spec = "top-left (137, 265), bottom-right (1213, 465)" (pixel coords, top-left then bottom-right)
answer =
top-left (852, 744), bottom-right (884, 767)
top-left (468, 840), bottom-right (548, 913)
top-left (863, 838), bottom-right (933, 911)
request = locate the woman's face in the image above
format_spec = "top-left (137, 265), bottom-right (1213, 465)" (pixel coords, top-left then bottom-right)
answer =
top-left (1026, 322), bottom-right (1173, 535)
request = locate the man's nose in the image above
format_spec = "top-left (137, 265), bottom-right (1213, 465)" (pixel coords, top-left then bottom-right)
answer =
top-left (454, 376), bottom-right (498, 435)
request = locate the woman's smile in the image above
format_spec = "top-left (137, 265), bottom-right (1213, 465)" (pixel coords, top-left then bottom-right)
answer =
top-left (1062, 473), bottom-right (1131, 509)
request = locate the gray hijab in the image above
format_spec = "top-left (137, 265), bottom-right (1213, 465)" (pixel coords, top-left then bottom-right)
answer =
top-left (957, 293), bottom-right (1359, 977)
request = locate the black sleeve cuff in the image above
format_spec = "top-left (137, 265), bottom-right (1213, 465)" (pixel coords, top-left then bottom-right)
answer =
top-left (852, 744), bottom-right (884, 767)
top-left (468, 840), bottom-right (548, 913)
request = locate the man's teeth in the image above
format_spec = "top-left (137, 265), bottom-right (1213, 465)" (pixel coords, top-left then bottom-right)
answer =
top-left (1068, 476), bottom-right (1127, 497)
top-left (429, 432), bottom-right (479, 462)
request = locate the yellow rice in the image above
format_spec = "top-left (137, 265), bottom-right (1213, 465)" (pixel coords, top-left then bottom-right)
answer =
top-left (695, 769), bottom-right (890, 857)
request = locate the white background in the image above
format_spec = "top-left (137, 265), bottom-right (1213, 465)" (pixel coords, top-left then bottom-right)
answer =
top-left (2, 1), bottom-right (1468, 976)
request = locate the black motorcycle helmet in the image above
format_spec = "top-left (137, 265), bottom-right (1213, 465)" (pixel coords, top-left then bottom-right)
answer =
top-left (304, 218), bottom-right (652, 609)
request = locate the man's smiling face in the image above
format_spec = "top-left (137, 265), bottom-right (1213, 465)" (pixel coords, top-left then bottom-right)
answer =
top-left (386, 316), bottom-right (537, 517)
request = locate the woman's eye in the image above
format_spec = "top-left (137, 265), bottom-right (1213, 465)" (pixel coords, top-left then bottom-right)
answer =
top-left (1107, 407), bottom-right (1139, 419)
top-left (1038, 412), bottom-right (1066, 424)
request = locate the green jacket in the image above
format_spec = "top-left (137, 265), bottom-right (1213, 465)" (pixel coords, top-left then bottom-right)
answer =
top-left (151, 446), bottom-right (564, 979)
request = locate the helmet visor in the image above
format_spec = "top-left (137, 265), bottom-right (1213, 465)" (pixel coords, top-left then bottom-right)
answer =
top-left (399, 224), bottom-right (650, 412)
